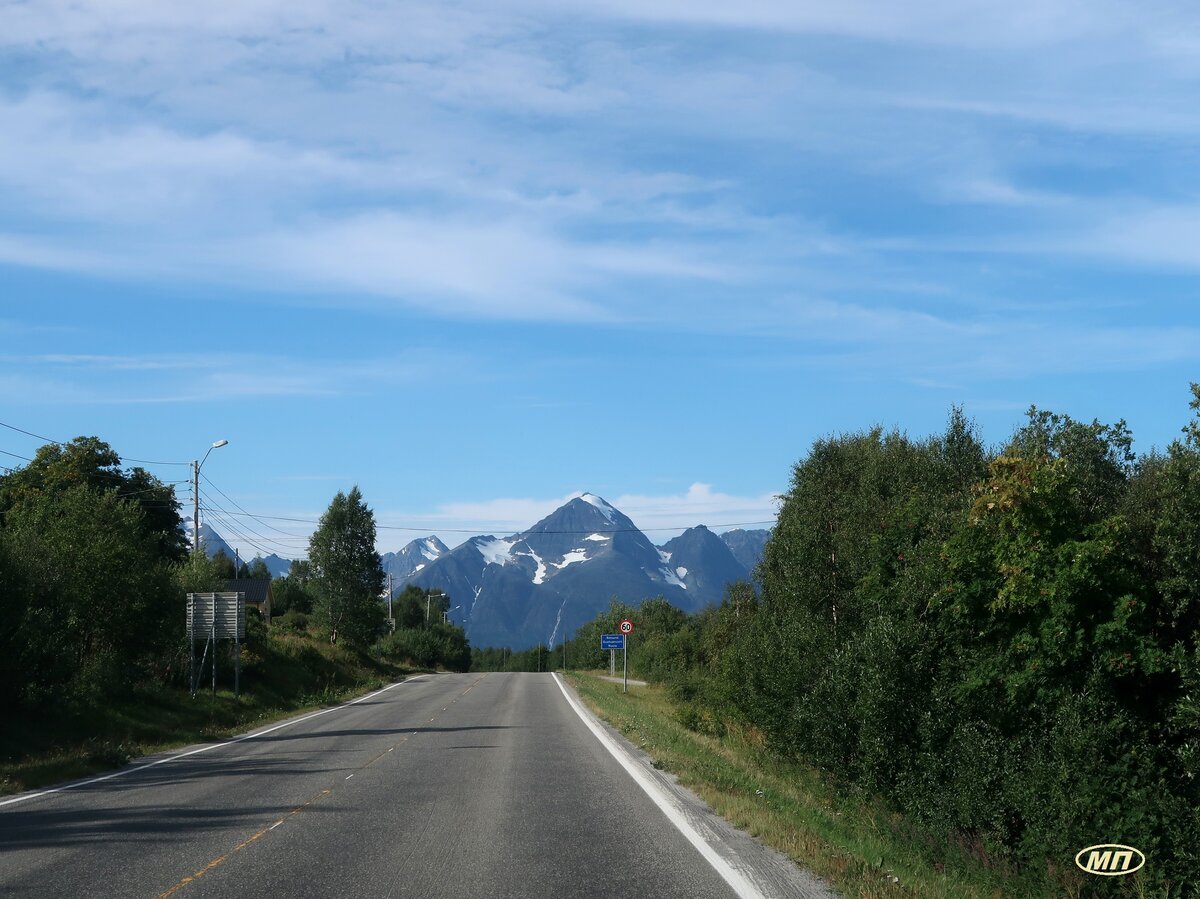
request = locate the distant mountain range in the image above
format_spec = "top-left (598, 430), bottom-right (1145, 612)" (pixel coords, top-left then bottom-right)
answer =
top-left (395, 493), bottom-right (770, 650)
top-left (192, 495), bottom-right (770, 649)
top-left (184, 519), bottom-right (293, 578)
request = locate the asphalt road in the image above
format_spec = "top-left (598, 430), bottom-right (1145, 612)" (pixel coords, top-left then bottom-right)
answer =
top-left (0, 673), bottom-right (798, 899)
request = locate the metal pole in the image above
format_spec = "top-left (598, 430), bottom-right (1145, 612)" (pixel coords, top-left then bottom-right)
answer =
top-left (212, 621), bottom-right (217, 694)
top-left (234, 633), bottom-right (240, 699)
top-left (387, 574), bottom-right (392, 622)
top-left (610, 648), bottom-right (614, 676)
top-left (192, 460), bottom-right (200, 555)
top-left (188, 596), bottom-right (195, 696)
top-left (623, 638), bottom-right (628, 693)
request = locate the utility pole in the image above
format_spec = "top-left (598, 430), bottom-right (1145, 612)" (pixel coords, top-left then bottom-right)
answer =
top-left (191, 439), bottom-right (228, 555)
top-left (192, 459), bottom-right (200, 555)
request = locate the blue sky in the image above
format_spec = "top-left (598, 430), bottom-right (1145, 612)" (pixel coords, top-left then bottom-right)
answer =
top-left (2, 0), bottom-right (1199, 560)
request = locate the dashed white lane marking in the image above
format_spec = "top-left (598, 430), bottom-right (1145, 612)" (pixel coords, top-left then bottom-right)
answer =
top-left (0, 676), bottom-right (430, 809)
top-left (552, 674), bottom-right (766, 899)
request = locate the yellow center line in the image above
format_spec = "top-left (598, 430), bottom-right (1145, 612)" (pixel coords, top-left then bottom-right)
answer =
top-left (157, 789), bottom-right (332, 898)
top-left (158, 675), bottom-right (489, 896)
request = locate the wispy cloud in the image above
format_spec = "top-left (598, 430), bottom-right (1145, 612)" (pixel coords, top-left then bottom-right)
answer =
top-left (0, 350), bottom-right (470, 404)
top-left (378, 484), bottom-right (779, 549)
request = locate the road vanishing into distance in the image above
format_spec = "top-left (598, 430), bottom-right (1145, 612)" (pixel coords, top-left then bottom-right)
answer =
top-left (0, 673), bottom-right (834, 899)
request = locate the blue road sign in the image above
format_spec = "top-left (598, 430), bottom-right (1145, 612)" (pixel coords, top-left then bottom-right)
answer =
top-left (601, 634), bottom-right (625, 650)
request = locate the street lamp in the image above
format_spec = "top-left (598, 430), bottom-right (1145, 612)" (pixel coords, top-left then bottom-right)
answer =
top-left (193, 439), bottom-right (229, 555)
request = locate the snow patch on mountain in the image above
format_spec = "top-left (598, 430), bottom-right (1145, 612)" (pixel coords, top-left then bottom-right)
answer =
top-left (658, 549), bottom-right (672, 564)
top-left (520, 548), bottom-right (548, 585)
top-left (578, 492), bottom-right (616, 523)
top-left (414, 563), bottom-right (425, 573)
top-left (554, 548), bottom-right (589, 569)
top-left (676, 567), bottom-right (688, 578)
top-left (585, 533), bottom-right (610, 542)
top-left (477, 537), bottom-right (515, 566)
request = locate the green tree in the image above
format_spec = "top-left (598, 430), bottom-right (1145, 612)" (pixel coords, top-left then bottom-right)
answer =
top-left (0, 484), bottom-right (177, 708)
top-left (210, 549), bottom-right (237, 580)
top-left (0, 436), bottom-right (188, 562)
top-left (308, 486), bottom-right (385, 647)
top-left (244, 558), bottom-right (271, 580)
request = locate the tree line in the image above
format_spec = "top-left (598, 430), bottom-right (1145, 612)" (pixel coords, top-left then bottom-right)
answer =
top-left (0, 439), bottom-right (470, 714)
top-left (545, 392), bottom-right (1200, 893)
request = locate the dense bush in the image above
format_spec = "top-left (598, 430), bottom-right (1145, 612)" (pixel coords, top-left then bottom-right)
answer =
top-left (556, 396), bottom-right (1200, 893)
top-left (380, 623), bottom-right (470, 672)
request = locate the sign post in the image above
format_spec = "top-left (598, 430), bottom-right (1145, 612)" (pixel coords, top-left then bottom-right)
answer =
top-left (187, 592), bottom-right (246, 698)
top-left (601, 632), bottom-right (624, 682)
top-left (618, 619), bottom-right (635, 693)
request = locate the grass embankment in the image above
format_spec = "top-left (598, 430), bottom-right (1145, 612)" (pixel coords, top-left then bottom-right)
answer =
top-left (569, 672), bottom-right (1125, 899)
top-left (0, 632), bottom-right (415, 797)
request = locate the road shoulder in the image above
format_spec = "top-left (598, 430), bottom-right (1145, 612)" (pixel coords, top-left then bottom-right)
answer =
top-left (554, 673), bottom-right (839, 899)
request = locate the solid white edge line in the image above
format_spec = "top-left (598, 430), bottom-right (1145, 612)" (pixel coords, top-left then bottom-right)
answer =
top-left (0, 675), bottom-right (430, 810)
top-left (552, 673), bottom-right (766, 899)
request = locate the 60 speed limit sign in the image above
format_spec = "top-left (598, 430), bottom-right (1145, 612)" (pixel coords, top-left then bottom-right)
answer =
top-left (619, 619), bottom-right (634, 635)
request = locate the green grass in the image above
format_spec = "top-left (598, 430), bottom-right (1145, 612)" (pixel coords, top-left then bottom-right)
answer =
top-left (0, 631), bottom-right (417, 797)
top-left (568, 672), bottom-right (1166, 899)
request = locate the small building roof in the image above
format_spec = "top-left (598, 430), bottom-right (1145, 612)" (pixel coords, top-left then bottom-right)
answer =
top-left (224, 578), bottom-right (273, 605)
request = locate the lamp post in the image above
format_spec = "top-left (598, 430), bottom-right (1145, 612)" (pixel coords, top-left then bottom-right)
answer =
top-left (192, 439), bottom-right (229, 555)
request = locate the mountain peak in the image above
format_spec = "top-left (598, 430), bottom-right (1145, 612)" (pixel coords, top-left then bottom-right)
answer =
top-left (574, 492), bottom-right (617, 523)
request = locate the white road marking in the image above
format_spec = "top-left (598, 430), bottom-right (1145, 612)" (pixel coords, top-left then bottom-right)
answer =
top-left (0, 676), bottom-right (429, 809)
top-left (553, 674), bottom-right (766, 899)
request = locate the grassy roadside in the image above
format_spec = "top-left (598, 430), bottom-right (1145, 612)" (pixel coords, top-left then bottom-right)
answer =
top-left (568, 672), bottom-right (1114, 899)
top-left (0, 632), bottom-right (418, 797)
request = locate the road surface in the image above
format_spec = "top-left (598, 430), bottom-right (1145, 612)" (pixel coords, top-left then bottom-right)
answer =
top-left (0, 673), bottom-right (834, 898)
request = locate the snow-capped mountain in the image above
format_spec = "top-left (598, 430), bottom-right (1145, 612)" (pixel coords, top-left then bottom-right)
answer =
top-left (380, 535), bottom-right (449, 581)
top-left (399, 493), bottom-right (762, 650)
top-left (183, 518), bottom-right (238, 561)
top-left (183, 519), bottom-right (292, 576)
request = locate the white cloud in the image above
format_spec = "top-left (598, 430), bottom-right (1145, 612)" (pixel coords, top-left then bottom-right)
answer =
top-left (378, 483), bottom-right (779, 550)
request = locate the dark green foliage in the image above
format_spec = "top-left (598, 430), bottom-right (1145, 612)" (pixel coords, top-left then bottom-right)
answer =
top-left (0, 482), bottom-right (179, 708)
top-left (0, 436), bottom-right (189, 563)
top-left (211, 549), bottom-right (237, 579)
top-left (271, 575), bottom-right (315, 616)
top-left (550, 397), bottom-right (1200, 892)
top-left (391, 585), bottom-right (448, 629)
top-left (274, 609), bottom-right (310, 634)
top-left (379, 622), bottom-right (470, 671)
top-left (718, 399), bottom-right (1200, 892)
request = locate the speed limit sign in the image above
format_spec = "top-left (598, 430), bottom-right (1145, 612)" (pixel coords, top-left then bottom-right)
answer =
top-left (619, 619), bottom-right (634, 635)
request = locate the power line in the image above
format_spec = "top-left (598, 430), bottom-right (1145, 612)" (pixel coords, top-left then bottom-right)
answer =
top-left (200, 504), bottom-right (284, 560)
top-left (0, 448), bottom-right (35, 463)
top-left (0, 421), bottom-right (61, 444)
top-left (205, 507), bottom-right (776, 534)
top-left (0, 419), bottom-right (189, 466)
top-left (199, 490), bottom-right (311, 556)
top-left (200, 472), bottom-right (309, 539)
